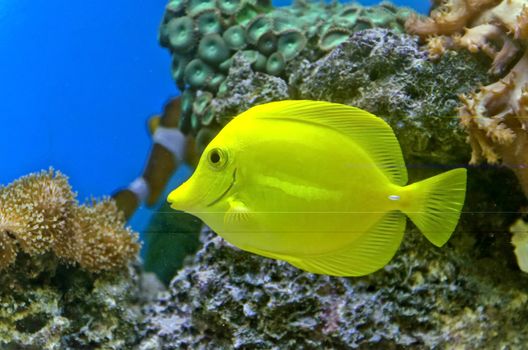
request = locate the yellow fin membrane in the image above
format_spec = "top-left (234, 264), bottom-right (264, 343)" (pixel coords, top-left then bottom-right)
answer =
top-left (241, 100), bottom-right (408, 185)
top-left (285, 211), bottom-right (406, 276)
top-left (403, 168), bottom-right (467, 247)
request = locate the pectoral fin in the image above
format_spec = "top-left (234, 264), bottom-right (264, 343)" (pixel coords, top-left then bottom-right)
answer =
top-left (224, 198), bottom-right (250, 225)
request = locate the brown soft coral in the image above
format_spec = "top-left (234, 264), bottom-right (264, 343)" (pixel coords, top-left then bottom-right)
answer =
top-left (0, 169), bottom-right (75, 256)
top-left (0, 169), bottom-right (139, 272)
top-left (406, 0), bottom-right (500, 36)
top-left (68, 199), bottom-right (139, 272)
top-left (406, 0), bottom-right (528, 197)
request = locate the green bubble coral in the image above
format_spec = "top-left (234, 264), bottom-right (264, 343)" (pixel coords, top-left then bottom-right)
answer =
top-left (166, 0), bottom-right (186, 14)
top-left (271, 14), bottom-right (297, 32)
top-left (219, 57), bottom-right (233, 72)
top-left (246, 14), bottom-right (273, 44)
top-left (200, 105), bottom-right (215, 126)
top-left (193, 91), bottom-right (213, 116)
top-left (338, 4), bottom-right (362, 25)
top-left (191, 112), bottom-right (201, 133)
top-left (256, 31), bottom-right (277, 55)
top-left (277, 29), bottom-right (306, 61)
top-left (235, 4), bottom-right (260, 25)
top-left (171, 54), bottom-right (190, 88)
top-left (208, 72), bottom-right (226, 92)
top-left (167, 16), bottom-right (196, 52)
top-left (184, 58), bottom-right (214, 88)
top-left (187, 0), bottom-right (216, 17)
top-left (179, 90), bottom-right (195, 134)
top-left (240, 49), bottom-right (267, 71)
top-left (354, 18), bottom-right (374, 31)
top-left (195, 9), bottom-right (222, 35)
top-left (218, 0), bottom-right (242, 15)
top-left (266, 51), bottom-right (285, 75)
top-left (223, 25), bottom-right (247, 50)
top-left (318, 26), bottom-right (352, 51)
top-left (198, 33), bottom-right (230, 65)
top-left (158, 0), bottom-right (415, 138)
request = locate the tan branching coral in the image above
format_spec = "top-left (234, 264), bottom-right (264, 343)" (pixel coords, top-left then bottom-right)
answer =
top-left (68, 199), bottom-right (139, 272)
top-left (0, 169), bottom-right (139, 272)
top-left (0, 169), bottom-right (74, 256)
top-left (405, 0), bottom-right (499, 36)
top-left (406, 0), bottom-right (528, 197)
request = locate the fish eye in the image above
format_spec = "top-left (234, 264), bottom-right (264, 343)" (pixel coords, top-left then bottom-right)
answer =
top-left (207, 148), bottom-right (227, 169)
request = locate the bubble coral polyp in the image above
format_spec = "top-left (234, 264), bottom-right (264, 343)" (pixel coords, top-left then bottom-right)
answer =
top-left (406, 0), bottom-right (528, 196)
top-left (0, 169), bottom-right (139, 272)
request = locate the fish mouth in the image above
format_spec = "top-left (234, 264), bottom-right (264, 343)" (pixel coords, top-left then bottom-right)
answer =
top-left (206, 168), bottom-right (237, 207)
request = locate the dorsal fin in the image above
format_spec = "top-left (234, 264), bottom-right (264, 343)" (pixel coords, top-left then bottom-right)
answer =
top-left (238, 100), bottom-right (408, 186)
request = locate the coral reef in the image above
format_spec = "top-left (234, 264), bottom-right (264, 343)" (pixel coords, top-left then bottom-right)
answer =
top-left (137, 27), bottom-right (528, 348)
top-left (211, 52), bottom-right (290, 125)
top-left (293, 29), bottom-right (490, 166)
top-left (0, 169), bottom-right (139, 272)
top-left (139, 221), bottom-right (528, 349)
top-left (0, 170), bottom-right (146, 349)
top-left (211, 29), bottom-right (489, 167)
top-left (159, 0), bottom-right (414, 135)
top-left (406, 0), bottom-right (528, 197)
top-left (0, 265), bottom-right (143, 350)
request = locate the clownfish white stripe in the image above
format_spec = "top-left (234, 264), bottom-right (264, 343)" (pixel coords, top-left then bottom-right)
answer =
top-left (153, 126), bottom-right (186, 161)
top-left (128, 177), bottom-right (150, 202)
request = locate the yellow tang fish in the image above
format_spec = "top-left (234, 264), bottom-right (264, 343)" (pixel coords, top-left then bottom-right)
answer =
top-left (168, 100), bottom-right (467, 276)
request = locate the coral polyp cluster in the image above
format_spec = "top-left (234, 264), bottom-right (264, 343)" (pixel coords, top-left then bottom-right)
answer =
top-left (159, 0), bottom-right (413, 135)
top-left (406, 0), bottom-right (528, 196)
top-left (0, 169), bottom-right (139, 272)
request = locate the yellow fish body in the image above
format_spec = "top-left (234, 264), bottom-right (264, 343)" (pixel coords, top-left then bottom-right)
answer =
top-left (168, 100), bottom-right (467, 276)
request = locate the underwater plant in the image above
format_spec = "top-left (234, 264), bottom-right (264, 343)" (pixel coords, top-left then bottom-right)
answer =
top-left (406, 0), bottom-right (528, 198)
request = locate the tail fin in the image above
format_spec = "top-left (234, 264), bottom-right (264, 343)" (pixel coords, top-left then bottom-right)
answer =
top-left (402, 168), bottom-right (467, 247)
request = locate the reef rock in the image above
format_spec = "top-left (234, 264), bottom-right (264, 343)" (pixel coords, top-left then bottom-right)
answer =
top-left (139, 224), bottom-right (528, 349)
top-left (293, 28), bottom-right (490, 167)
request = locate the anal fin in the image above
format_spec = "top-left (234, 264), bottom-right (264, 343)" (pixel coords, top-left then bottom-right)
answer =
top-left (288, 211), bottom-right (406, 276)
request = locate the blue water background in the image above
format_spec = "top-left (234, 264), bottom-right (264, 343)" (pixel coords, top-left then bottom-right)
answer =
top-left (0, 0), bottom-right (429, 233)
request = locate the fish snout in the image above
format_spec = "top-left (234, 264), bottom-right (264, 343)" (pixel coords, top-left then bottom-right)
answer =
top-left (167, 182), bottom-right (195, 211)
